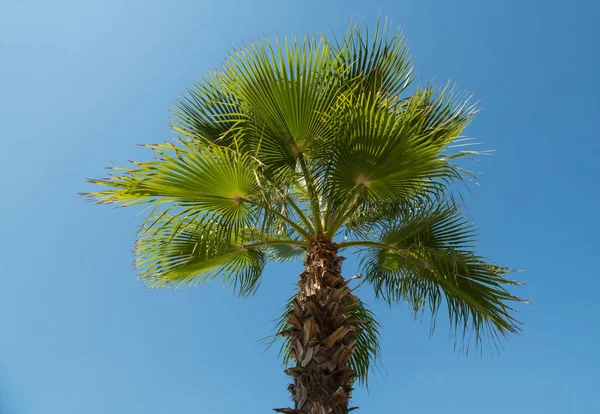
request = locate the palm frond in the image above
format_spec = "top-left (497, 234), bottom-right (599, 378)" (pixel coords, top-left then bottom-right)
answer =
top-left (218, 35), bottom-right (343, 182)
top-left (172, 72), bottom-right (243, 147)
top-left (136, 214), bottom-right (266, 295)
top-left (83, 141), bottom-right (262, 232)
top-left (316, 86), bottom-right (476, 237)
top-left (349, 204), bottom-right (523, 349)
top-left (347, 201), bottom-right (477, 251)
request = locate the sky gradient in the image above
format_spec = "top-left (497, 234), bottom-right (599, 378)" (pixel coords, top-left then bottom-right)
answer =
top-left (1, 1), bottom-right (599, 413)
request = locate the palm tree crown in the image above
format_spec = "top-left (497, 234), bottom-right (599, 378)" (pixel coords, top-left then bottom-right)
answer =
top-left (84, 19), bottom-right (523, 406)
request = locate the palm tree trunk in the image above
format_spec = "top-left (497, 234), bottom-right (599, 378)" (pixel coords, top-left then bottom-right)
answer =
top-left (275, 237), bottom-right (360, 414)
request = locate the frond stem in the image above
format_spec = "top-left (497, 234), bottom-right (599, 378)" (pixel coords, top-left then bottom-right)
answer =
top-left (325, 186), bottom-right (362, 239)
top-left (241, 197), bottom-right (313, 241)
top-left (298, 154), bottom-right (323, 235)
top-left (286, 195), bottom-right (316, 235)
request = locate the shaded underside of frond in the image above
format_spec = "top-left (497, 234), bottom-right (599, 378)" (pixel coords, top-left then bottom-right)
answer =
top-left (353, 201), bottom-right (523, 350)
top-left (135, 214), bottom-right (266, 294)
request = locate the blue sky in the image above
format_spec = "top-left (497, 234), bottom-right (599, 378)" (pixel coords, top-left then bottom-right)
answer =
top-left (1, 0), bottom-right (599, 413)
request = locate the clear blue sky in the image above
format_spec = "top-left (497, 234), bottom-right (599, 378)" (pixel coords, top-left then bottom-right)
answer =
top-left (1, 1), bottom-right (598, 413)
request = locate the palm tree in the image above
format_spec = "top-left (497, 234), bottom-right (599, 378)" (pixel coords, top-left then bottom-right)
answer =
top-left (84, 20), bottom-right (524, 414)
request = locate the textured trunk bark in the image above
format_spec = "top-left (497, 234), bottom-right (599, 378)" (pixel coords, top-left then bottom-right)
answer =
top-left (275, 237), bottom-right (360, 414)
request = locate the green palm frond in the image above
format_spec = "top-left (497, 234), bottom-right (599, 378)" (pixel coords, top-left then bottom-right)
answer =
top-left (317, 86), bottom-right (475, 237)
top-left (84, 141), bottom-right (261, 231)
top-left (136, 213), bottom-right (308, 293)
top-left (348, 298), bottom-right (382, 385)
top-left (173, 72), bottom-right (242, 147)
top-left (136, 214), bottom-right (267, 295)
top-left (363, 248), bottom-right (521, 348)
top-left (346, 203), bottom-right (522, 348)
top-left (348, 201), bottom-right (477, 251)
top-left (342, 198), bottom-right (429, 240)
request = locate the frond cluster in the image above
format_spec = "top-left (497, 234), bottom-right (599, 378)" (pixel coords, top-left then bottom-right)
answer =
top-left (84, 18), bottom-right (524, 383)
